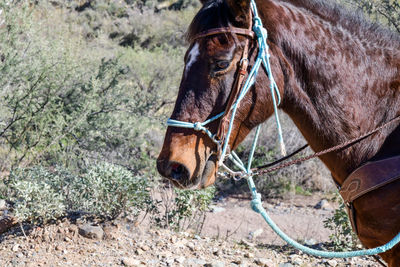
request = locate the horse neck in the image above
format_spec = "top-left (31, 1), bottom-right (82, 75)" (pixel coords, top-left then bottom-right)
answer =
top-left (259, 0), bottom-right (400, 184)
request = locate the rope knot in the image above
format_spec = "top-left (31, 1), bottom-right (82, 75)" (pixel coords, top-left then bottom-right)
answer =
top-left (250, 193), bottom-right (263, 214)
top-left (194, 122), bottom-right (203, 131)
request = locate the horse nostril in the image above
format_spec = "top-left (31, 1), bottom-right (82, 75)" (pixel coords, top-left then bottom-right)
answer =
top-left (169, 162), bottom-right (190, 181)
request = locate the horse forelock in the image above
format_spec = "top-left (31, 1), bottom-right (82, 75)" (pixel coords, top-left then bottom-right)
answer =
top-left (186, 0), bottom-right (233, 43)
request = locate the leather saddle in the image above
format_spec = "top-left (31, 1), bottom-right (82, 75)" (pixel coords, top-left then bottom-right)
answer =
top-left (339, 155), bottom-right (400, 233)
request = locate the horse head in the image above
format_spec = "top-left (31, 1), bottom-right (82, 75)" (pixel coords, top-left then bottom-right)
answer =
top-left (157, 0), bottom-right (284, 188)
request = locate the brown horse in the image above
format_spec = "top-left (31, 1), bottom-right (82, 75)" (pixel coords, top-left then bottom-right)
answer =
top-left (157, 0), bottom-right (400, 264)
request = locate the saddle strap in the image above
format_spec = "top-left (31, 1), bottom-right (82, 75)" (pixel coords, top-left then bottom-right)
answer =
top-left (340, 155), bottom-right (400, 204)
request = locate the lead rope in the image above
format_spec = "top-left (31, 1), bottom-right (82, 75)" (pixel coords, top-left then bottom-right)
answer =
top-left (218, 1), bottom-right (286, 164)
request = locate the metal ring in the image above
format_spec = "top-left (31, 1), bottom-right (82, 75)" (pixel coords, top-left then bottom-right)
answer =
top-left (240, 58), bottom-right (249, 66)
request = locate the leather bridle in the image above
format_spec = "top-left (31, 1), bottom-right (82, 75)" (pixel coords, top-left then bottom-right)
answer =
top-left (189, 19), bottom-right (255, 157)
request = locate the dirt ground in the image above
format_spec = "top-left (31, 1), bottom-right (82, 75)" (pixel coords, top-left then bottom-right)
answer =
top-left (0, 193), bottom-right (380, 267)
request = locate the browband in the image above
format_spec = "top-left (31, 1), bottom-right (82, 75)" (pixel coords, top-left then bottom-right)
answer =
top-left (193, 27), bottom-right (255, 40)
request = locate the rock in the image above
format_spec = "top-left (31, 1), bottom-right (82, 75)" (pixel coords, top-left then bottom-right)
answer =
top-left (248, 228), bottom-right (263, 240)
top-left (205, 261), bottom-right (225, 267)
top-left (304, 238), bottom-right (317, 246)
top-left (314, 199), bottom-right (331, 210)
top-left (289, 255), bottom-right (303, 265)
top-left (240, 239), bottom-right (255, 247)
top-left (164, 257), bottom-right (174, 265)
top-left (140, 244), bottom-right (150, 251)
top-left (0, 199), bottom-right (6, 210)
top-left (121, 257), bottom-right (141, 266)
top-left (78, 225), bottom-right (104, 240)
top-left (175, 256), bottom-right (185, 263)
top-left (186, 242), bottom-right (196, 251)
top-left (255, 258), bottom-right (274, 267)
top-left (210, 205), bottom-right (226, 213)
top-left (327, 260), bottom-right (338, 267)
top-left (278, 263), bottom-right (294, 267)
top-left (212, 248), bottom-right (221, 256)
top-left (185, 258), bottom-right (207, 266)
top-left (244, 252), bottom-right (254, 258)
top-left (135, 248), bottom-right (144, 255)
top-left (12, 244), bottom-right (19, 252)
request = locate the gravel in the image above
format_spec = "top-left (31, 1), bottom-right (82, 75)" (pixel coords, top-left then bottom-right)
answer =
top-left (0, 196), bottom-right (379, 267)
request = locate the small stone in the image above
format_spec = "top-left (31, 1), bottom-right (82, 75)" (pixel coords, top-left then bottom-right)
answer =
top-left (140, 244), bottom-right (150, 251)
top-left (121, 257), bottom-right (141, 266)
top-left (170, 236), bottom-right (177, 244)
top-left (232, 259), bottom-right (242, 264)
top-left (164, 258), bottom-right (174, 265)
top-left (16, 253), bottom-right (23, 258)
top-left (248, 228), bottom-right (263, 240)
top-left (135, 248), bottom-right (144, 255)
top-left (55, 245), bottom-right (62, 251)
top-left (175, 257), bottom-right (185, 263)
top-left (186, 258), bottom-right (206, 266)
top-left (304, 238), bottom-right (317, 246)
top-left (187, 242), bottom-right (196, 251)
top-left (278, 263), bottom-right (294, 267)
top-left (289, 255), bottom-right (303, 265)
top-left (240, 239), bottom-right (255, 247)
top-left (78, 225), bottom-right (104, 240)
top-left (327, 260), bottom-right (338, 267)
top-left (0, 199), bottom-right (6, 210)
top-left (212, 248), bottom-right (221, 256)
top-left (314, 199), bottom-right (331, 210)
top-left (12, 244), bottom-right (19, 252)
top-left (255, 258), bottom-right (274, 267)
top-left (244, 252), bottom-right (254, 258)
top-left (210, 205), bottom-right (226, 213)
top-left (206, 261), bottom-right (225, 267)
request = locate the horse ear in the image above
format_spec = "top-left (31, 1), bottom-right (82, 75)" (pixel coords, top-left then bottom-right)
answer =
top-left (225, 0), bottom-right (251, 25)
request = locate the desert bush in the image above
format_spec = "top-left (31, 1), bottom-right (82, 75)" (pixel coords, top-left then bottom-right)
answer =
top-left (341, 0), bottom-right (400, 33)
top-left (4, 163), bottom-right (152, 223)
top-left (323, 194), bottom-right (360, 251)
top-left (0, 4), bottom-right (125, 170)
top-left (151, 185), bottom-right (216, 232)
top-left (5, 167), bottom-right (67, 224)
top-left (69, 162), bottom-right (151, 219)
top-left (0, 2), bottom-right (188, 176)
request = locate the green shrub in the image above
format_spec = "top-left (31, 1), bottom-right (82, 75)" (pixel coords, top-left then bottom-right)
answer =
top-left (69, 162), bottom-right (151, 219)
top-left (323, 195), bottom-right (360, 251)
top-left (6, 167), bottom-right (67, 224)
top-left (152, 186), bottom-right (216, 232)
top-left (340, 0), bottom-right (400, 33)
top-left (5, 163), bottom-right (151, 223)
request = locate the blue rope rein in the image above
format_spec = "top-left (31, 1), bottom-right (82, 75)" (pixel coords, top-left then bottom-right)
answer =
top-left (166, 0), bottom-right (400, 258)
top-left (248, 177), bottom-right (400, 258)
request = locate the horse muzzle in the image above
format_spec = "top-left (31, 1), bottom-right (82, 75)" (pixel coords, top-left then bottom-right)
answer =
top-left (156, 132), bottom-right (218, 189)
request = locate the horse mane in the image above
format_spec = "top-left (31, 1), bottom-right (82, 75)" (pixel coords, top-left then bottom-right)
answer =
top-left (281, 0), bottom-right (400, 48)
top-left (187, 0), bottom-right (400, 47)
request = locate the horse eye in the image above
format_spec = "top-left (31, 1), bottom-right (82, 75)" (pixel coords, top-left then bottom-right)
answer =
top-left (214, 60), bottom-right (230, 72)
